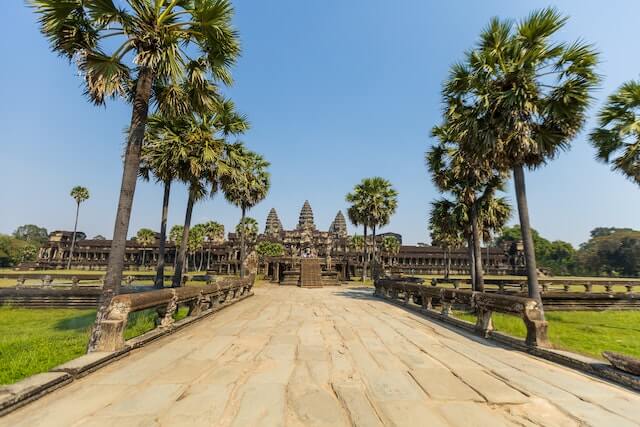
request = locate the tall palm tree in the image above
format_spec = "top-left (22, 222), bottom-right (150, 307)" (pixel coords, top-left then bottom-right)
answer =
top-left (222, 147), bottom-right (271, 277)
top-left (235, 217), bottom-right (258, 274)
top-left (346, 194), bottom-right (369, 281)
top-left (67, 186), bottom-right (89, 270)
top-left (429, 199), bottom-right (465, 280)
top-left (443, 8), bottom-right (599, 301)
top-left (427, 126), bottom-right (506, 291)
top-left (203, 221), bottom-right (224, 269)
top-left (189, 223), bottom-right (207, 271)
top-left (32, 0), bottom-right (241, 351)
top-left (380, 235), bottom-right (401, 269)
top-left (590, 81), bottom-right (640, 186)
top-left (363, 178), bottom-right (399, 278)
top-left (135, 228), bottom-right (156, 268)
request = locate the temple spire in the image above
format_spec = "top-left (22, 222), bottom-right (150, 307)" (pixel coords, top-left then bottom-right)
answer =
top-left (297, 200), bottom-right (316, 230)
top-left (264, 208), bottom-right (283, 235)
top-left (329, 210), bottom-right (347, 237)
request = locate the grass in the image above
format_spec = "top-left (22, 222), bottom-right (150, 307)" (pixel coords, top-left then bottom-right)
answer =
top-left (453, 310), bottom-right (640, 360)
top-left (0, 306), bottom-right (189, 385)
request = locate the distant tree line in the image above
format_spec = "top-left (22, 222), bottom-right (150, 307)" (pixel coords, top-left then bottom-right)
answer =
top-left (494, 226), bottom-right (640, 277)
top-left (0, 224), bottom-right (48, 267)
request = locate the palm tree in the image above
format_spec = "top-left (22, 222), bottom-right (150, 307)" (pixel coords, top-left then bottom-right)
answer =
top-left (32, 0), bottom-right (241, 351)
top-left (235, 217), bottom-right (258, 274)
top-left (380, 235), bottom-right (401, 269)
top-left (429, 199), bottom-right (465, 279)
top-left (188, 224), bottom-right (207, 271)
top-left (590, 81), bottom-right (640, 186)
top-left (361, 178), bottom-right (398, 278)
top-left (135, 228), bottom-right (156, 268)
top-left (222, 147), bottom-right (271, 278)
top-left (203, 221), bottom-right (224, 269)
top-left (427, 124), bottom-right (506, 291)
top-left (346, 195), bottom-right (369, 281)
top-left (67, 186), bottom-right (89, 270)
top-left (442, 8), bottom-right (599, 301)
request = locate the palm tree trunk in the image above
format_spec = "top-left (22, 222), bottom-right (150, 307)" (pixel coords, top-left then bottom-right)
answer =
top-left (240, 206), bottom-right (246, 278)
top-left (468, 236), bottom-right (475, 289)
top-left (362, 225), bottom-right (368, 282)
top-left (155, 181), bottom-right (171, 289)
top-left (141, 248), bottom-right (146, 268)
top-left (444, 248), bottom-right (451, 279)
top-left (470, 203), bottom-right (484, 292)
top-left (88, 67), bottom-right (154, 353)
top-left (173, 191), bottom-right (195, 287)
top-left (513, 165), bottom-right (543, 307)
top-left (207, 249), bottom-right (211, 271)
top-left (199, 250), bottom-right (204, 271)
top-left (67, 202), bottom-right (80, 270)
top-left (371, 225), bottom-right (377, 279)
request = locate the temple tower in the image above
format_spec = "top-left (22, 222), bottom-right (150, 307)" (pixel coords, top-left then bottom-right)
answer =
top-left (329, 210), bottom-right (348, 238)
top-left (297, 200), bottom-right (316, 231)
top-left (264, 208), bottom-right (283, 236)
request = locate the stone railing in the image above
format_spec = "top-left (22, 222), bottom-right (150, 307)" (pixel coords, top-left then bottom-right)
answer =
top-left (91, 276), bottom-right (254, 352)
top-left (2, 272), bottom-right (214, 289)
top-left (374, 278), bottom-right (550, 347)
top-left (431, 277), bottom-right (640, 293)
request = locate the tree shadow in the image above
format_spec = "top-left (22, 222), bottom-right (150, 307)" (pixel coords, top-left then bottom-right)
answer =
top-left (55, 311), bottom-right (97, 332)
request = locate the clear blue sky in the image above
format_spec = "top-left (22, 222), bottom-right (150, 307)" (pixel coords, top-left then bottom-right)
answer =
top-left (1, 1), bottom-right (639, 246)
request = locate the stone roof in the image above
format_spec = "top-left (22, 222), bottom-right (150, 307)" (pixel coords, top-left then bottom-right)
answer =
top-left (264, 208), bottom-right (283, 235)
top-left (329, 210), bottom-right (347, 237)
top-left (297, 200), bottom-right (316, 230)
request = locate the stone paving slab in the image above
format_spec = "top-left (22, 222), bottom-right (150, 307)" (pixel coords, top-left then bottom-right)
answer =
top-left (2, 285), bottom-right (639, 426)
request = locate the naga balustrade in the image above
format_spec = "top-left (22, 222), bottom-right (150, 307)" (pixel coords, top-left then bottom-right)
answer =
top-left (91, 276), bottom-right (254, 352)
top-left (374, 278), bottom-right (550, 347)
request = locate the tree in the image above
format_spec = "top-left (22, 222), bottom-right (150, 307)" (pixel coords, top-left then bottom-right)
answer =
top-left (13, 225), bottom-right (48, 245)
top-left (171, 106), bottom-right (250, 287)
top-left (362, 178), bottom-right (398, 278)
top-left (135, 228), bottom-right (156, 268)
top-left (346, 192), bottom-right (369, 281)
top-left (67, 186), bottom-right (89, 270)
top-left (0, 235), bottom-right (37, 267)
top-left (380, 235), bottom-right (401, 268)
top-left (235, 217), bottom-right (258, 272)
top-left (590, 81), bottom-right (640, 186)
top-left (496, 226), bottom-right (577, 275)
top-left (222, 146), bottom-right (270, 277)
top-left (446, 8), bottom-right (599, 303)
top-left (188, 224), bottom-right (206, 271)
top-left (256, 241), bottom-right (284, 258)
top-left (577, 229), bottom-right (640, 277)
top-left (429, 199), bottom-right (465, 279)
top-left (169, 225), bottom-right (184, 247)
top-left (32, 0), bottom-right (241, 351)
top-left (203, 221), bottom-right (225, 269)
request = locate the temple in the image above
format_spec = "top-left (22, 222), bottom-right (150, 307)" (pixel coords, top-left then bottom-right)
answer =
top-left (31, 201), bottom-right (522, 278)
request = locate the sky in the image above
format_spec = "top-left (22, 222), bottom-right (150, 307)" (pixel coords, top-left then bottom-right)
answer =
top-left (1, 0), bottom-right (640, 247)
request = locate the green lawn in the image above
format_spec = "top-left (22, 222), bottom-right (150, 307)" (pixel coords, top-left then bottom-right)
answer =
top-left (453, 310), bottom-right (640, 360)
top-left (0, 306), bottom-right (188, 385)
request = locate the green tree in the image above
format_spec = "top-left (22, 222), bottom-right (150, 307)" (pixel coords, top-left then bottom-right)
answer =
top-left (0, 235), bottom-right (37, 267)
top-left (346, 203), bottom-right (369, 282)
top-left (222, 146), bottom-right (270, 277)
top-left (590, 81), bottom-right (640, 186)
top-left (169, 225), bottom-right (184, 247)
top-left (256, 241), bottom-right (284, 258)
top-left (429, 199), bottom-right (465, 279)
top-left (135, 228), bottom-right (156, 268)
top-left (189, 224), bottom-right (207, 271)
top-left (13, 225), bottom-right (48, 245)
top-left (380, 235), bottom-right (401, 268)
top-left (446, 8), bottom-right (599, 303)
top-left (171, 108), bottom-right (249, 287)
top-left (32, 0), bottom-right (241, 351)
top-left (68, 186), bottom-right (89, 270)
top-left (203, 221), bottom-right (225, 269)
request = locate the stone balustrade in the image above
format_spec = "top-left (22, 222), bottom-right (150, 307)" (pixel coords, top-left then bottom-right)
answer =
top-left (431, 277), bottom-right (640, 293)
top-left (91, 276), bottom-right (254, 352)
top-left (374, 278), bottom-right (550, 347)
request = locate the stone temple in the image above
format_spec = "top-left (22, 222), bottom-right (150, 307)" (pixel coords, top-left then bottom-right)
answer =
top-left (32, 200), bottom-right (522, 278)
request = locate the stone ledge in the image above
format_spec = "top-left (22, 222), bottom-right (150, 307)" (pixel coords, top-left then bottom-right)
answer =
top-left (375, 294), bottom-right (640, 393)
top-left (51, 349), bottom-right (130, 379)
top-left (0, 372), bottom-right (72, 417)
